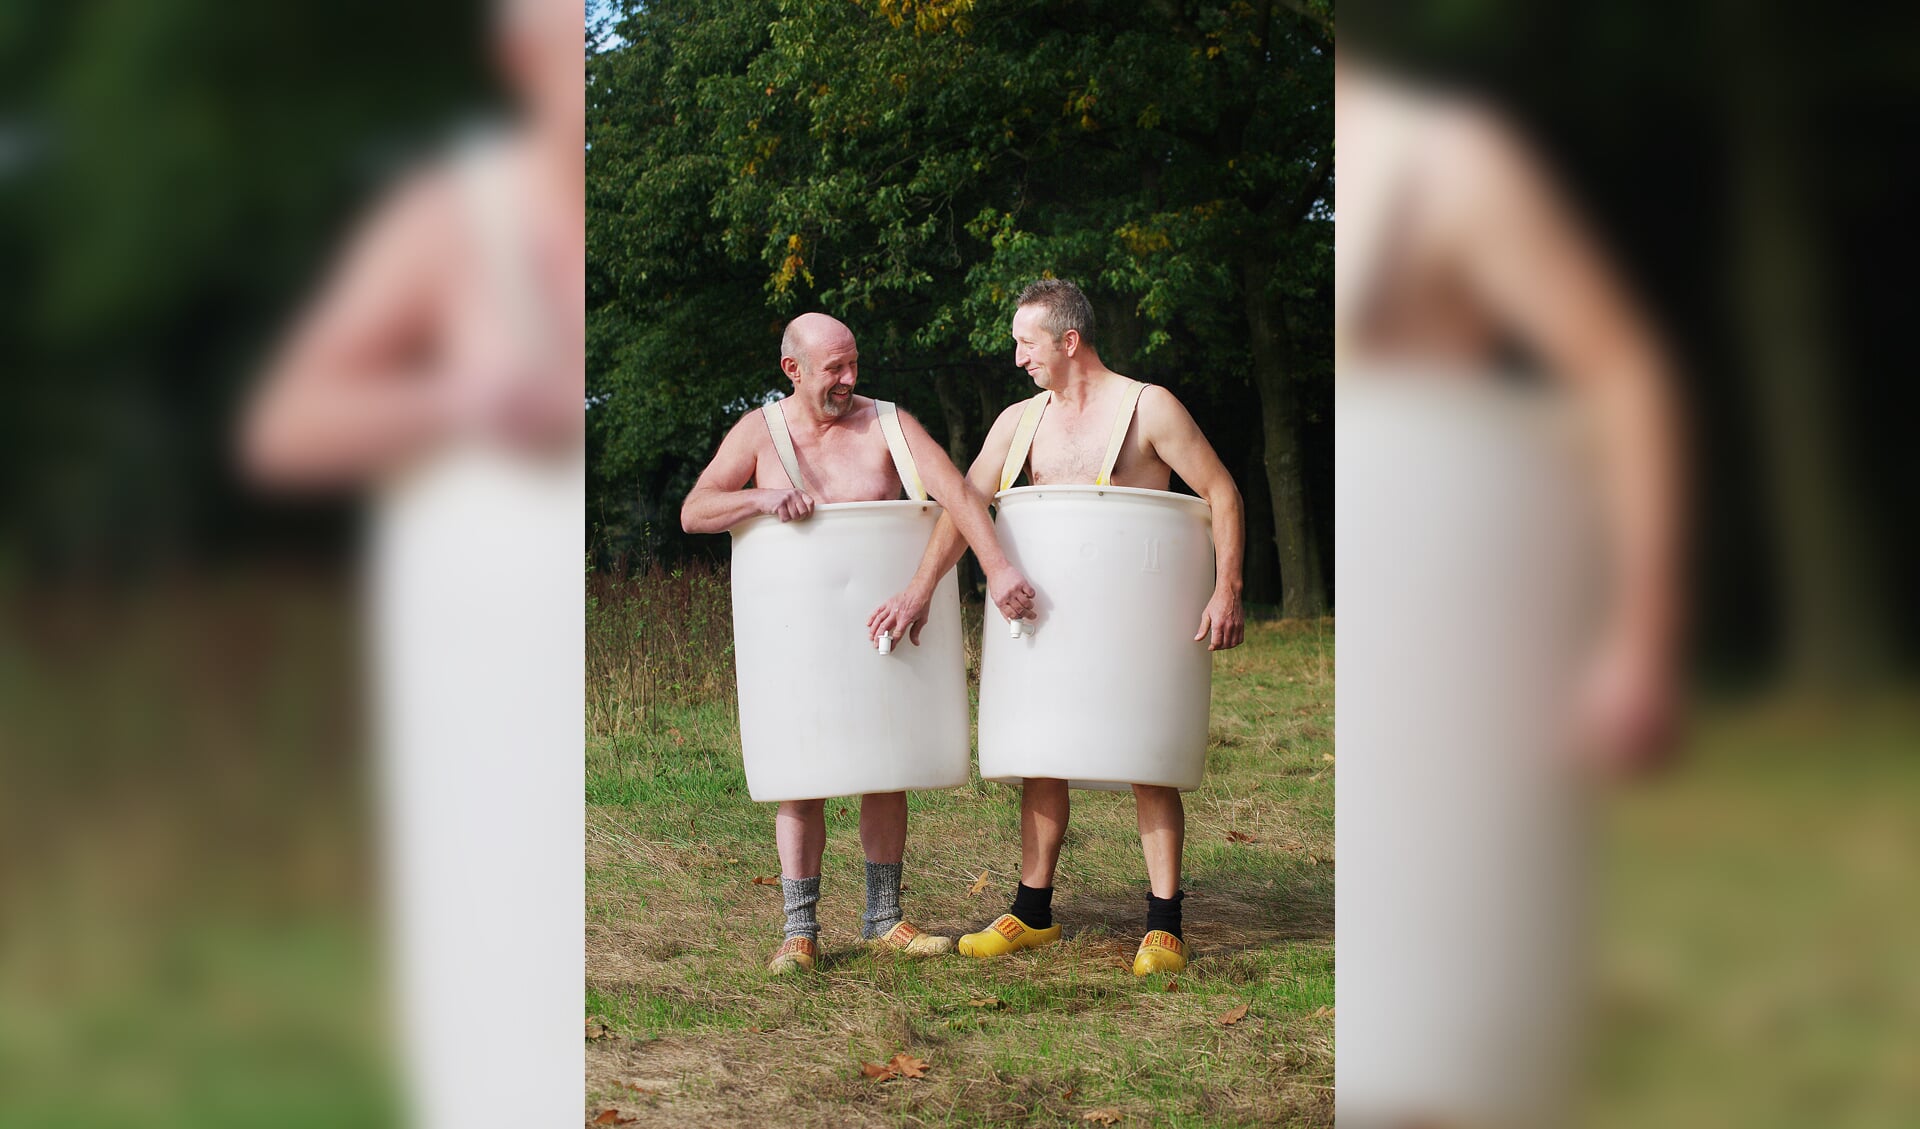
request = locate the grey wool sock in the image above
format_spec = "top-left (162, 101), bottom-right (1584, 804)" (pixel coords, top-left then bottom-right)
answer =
top-left (861, 861), bottom-right (904, 939)
top-left (781, 876), bottom-right (820, 940)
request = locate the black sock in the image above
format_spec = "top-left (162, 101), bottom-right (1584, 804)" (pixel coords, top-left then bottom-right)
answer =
top-left (1145, 889), bottom-right (1185, 941)
top-left (1009, 882), bottom-right (1054, 930)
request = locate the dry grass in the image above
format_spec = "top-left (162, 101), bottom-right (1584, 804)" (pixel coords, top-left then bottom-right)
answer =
top-left (587, 559), bottom-right (735, 738)
top-left (586, 570), bottom-right (1335, 1128)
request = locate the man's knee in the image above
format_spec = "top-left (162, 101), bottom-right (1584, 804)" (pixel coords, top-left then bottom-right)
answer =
top-left (780, 798), bottom-right (827, 819)
top-left (1132, 783), bottom-right (1182, 806)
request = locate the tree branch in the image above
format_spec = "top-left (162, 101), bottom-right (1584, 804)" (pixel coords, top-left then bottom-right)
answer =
top-left (1273, 0), bottom-right (1333, 48)
top-left (1279, 149), bottom-right (1333, 228)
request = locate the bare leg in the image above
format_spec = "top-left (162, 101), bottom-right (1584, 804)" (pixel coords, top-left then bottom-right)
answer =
top-left (1020, 778), bottom-right (1071, 888)
top-left (1133, 784), bottom-right (1185, 898)
top-left (775, 799), bottom-right (826, 878)
top-left (858, 791), bottom-right (907, 864)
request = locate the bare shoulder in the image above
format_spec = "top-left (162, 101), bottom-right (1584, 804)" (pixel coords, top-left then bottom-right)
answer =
top-left (354, 162), bottom-right (465, 270)
top-left (892, 403), bottom-right (933, 434)
top-left (724, 405), bottom-right (774, 449)
top-left (1421, 95), bottom-right (1557, 222)
top-left (1135, 383), bottom-right (1197, 430)
top-left (990, 395), bottom-right (1038, 432)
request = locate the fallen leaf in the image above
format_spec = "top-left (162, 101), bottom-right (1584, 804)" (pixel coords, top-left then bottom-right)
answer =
top-left (751, 875), bottom-right (779, 886)
top-left (1061, 1088), bottom-right (1078, 1101)
top-left (887, 1053), bottom-right (930, 1079)
top-left (668, 728), bottom-right (684, 745)
top-left (860, 1061), bottom-right (896, 1080)
top-left (1321, 753), bottom-right (1335, 763)
top-left (838, 806), bottom-right (848, 817)
top-left (1164, 979), bottom-right (1180, 993)
top-left (1083, 1110), bottom-right (1123, 1125)
top-left (585, 1018), bottom-right (609, 1040)
top-left (618, 1081), bottom-right (658, 1094)
top-left (1218, 1003), bottom-right (1249, 1026)
top-left (1225, 829), bottom-right (1257, 844)
top-left (968, 869), bottom-right (990, 895)
top-left (1307, 772), bottom-right (1322, 782)
top-left (966, 996), bottom-right (1003, 1009)
top-left (725, 857), bottom-right (740, 864)
top-left (1312, 1005), bottom-right (1334, 1019)
top-left (747, 1025), bottom-right (763, 1033)
top-left (591, 1111), bottom-right (635, 1125)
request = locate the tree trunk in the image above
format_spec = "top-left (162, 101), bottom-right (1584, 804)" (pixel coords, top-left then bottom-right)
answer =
top-left (1727, 12), bottom-right (1891, 690)
top-left (931, 367), bottom-right (973, 467)
top-left (973, 368), bottom-right (1006, 437)
top-left (1245, 259), bottom-right (1327, 619)
top-left (1240, 423), bottom-right (1280, 605)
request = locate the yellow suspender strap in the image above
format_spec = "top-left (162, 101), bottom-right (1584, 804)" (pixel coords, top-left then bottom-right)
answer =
top-left (1095, 380), bottom-right (1148, 486)
top-left (874, 400), bottom-right (925, 501)
top-left (759, 401), bottom-right (809, 493)
top-left (998, 391), bottom-right (1052, 492)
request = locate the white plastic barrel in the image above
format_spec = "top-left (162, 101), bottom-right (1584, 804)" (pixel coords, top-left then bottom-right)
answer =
top-left (730, 500), bottom-right (969, 802)
top-left (1336, 373), bottom-right (1597, 1128)
top-left (977, 485), bottom-right (1214, 791)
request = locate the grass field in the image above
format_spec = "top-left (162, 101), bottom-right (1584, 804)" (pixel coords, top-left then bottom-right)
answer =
top-left (1582, 698), bottom-right (1920, 1129)
top-left (585, 563), bottom-right (1336, 1127)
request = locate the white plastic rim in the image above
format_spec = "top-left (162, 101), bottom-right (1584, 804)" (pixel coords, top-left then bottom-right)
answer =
top-left (729, 500), bottom-right (969, 802)
top-left (978, 484), bottom-right (1214, 791)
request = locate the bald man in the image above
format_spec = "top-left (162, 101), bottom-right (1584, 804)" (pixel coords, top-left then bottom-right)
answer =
top-left (682, 313), bottom-right (1037, 974)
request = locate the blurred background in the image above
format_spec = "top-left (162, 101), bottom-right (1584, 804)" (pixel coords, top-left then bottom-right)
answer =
top-left (5, 0), bottom-right (1918, 1125)
top-left (0, 3), bottom-right (505, 1126)
top-left (1341, 3), bottom-right (1919, 1126)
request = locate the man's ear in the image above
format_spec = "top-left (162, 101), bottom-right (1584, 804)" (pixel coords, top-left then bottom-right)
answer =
top-left (781, 357), bottom-right (800, 384)
top-left (1061, 329), bottom-right (1080, 356)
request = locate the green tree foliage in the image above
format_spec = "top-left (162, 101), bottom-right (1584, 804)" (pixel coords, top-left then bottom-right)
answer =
top-left (589, 0), bottom-right (1332, 613)
top-left (1, 1), bottom-right (489, 573)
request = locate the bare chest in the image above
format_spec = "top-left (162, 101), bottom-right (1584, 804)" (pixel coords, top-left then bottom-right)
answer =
top-left (755, 427), bottom-right (903, 503)
top-left (1026, 407), bottom-right (1169, 490)
top-left (1026, 412), bottom-right (1108, 485)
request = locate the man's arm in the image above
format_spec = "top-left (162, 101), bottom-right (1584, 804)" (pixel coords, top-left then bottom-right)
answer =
top-left (1140, 386), bottom-right (1247, 650)
top-left (240, 172), bottom-right (457, 488)
top-left (907, 409), bottom-right (1034, 608)
top-left (867, 402), bottom-right (1031, 644)
top-left (1446, 110), bottom-right (1682, 770)
top-left (681, 412), bottom-right (813, 533)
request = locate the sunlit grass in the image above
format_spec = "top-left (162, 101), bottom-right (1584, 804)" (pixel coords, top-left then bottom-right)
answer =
top-left (586, 562), bottom-right (1335, 1127)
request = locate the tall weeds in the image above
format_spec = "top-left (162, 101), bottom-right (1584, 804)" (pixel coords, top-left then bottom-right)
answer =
top-left (586, 558), bottom-right (735, 739)
top-left (587, 558), bottom-right (992, 740)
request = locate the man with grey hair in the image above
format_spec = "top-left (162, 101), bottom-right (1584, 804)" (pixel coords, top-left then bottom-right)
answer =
top-left (683, 312), bottom-right (1037, 974)
top-left (872, 278), bottom-right (1246, 977)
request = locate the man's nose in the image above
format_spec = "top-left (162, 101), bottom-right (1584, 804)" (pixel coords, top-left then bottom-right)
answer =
top-left (1014, 347), bottom-right (1028, 367)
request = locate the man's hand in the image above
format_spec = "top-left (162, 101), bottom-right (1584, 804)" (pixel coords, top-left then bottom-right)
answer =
top-left (1194, 587), bottom-right (1245, 651)
top-left (761, 488), bottom-right (814, 523)
top-left (986, 565), bottom-right (1038, 624)
top-left (867, 585), bottom-right (933, 647)
top-left (1576, 631), bottom-right (1679, 778)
